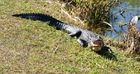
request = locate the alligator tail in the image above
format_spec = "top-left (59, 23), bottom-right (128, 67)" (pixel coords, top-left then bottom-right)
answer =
top-left (12, 13), bottom-right (72, 31)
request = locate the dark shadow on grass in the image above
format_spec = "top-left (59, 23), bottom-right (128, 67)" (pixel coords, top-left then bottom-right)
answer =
top-left (94, 46), bottom-right (118, 61)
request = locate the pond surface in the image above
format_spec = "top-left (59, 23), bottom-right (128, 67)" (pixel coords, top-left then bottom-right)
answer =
top-left (106, 0), bottom-right (140, 38)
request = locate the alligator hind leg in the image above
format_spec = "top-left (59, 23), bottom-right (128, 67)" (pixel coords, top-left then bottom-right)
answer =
top-left (69, 30), bottom-right (82, 38)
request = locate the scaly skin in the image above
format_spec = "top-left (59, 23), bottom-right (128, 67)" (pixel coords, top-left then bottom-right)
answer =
top-left (12, 13), bottom-right (104, 51)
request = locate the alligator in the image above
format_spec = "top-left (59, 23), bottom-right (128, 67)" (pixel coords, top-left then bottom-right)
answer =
top-left (12, 13), bottom-right (104, 51)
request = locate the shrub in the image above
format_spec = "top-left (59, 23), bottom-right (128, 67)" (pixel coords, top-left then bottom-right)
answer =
top-left (59, 0), bottom-right (119, 29)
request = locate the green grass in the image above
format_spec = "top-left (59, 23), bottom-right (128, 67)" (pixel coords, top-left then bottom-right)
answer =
top-left (0, 0), bottom-right (140, 74)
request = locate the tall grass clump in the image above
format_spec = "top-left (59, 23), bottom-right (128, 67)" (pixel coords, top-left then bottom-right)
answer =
top-left (121, 16), bottom-right (140, 55)
top-left (59, 0), bottom-right (119, 29)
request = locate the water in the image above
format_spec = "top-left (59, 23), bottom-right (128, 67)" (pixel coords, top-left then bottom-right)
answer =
top-left (106, 0), bottom-right (140, 38)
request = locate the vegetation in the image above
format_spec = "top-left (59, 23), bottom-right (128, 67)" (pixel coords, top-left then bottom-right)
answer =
top-left (59, 0), bottom-right (118, 31)
top-left (121, 16), bottom-right (140, 55)
top-left (0, 0), bottom-right (140, 74)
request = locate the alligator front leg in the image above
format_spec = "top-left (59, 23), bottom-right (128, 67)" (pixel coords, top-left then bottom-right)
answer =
top-left (77, 39), bottom-right (88, 47)
top-left (69, 30), bottom-right (82, 38)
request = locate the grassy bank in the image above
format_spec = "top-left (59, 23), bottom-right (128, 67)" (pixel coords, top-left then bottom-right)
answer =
top-left (0, 0), bottom-right (140, 74)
